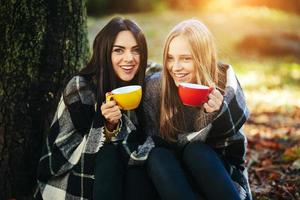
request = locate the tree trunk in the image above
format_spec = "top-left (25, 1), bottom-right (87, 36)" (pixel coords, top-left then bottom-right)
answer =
top-left (0, 0), bottom-right (89, 199)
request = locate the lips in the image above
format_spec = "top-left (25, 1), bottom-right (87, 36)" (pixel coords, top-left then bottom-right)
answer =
top-left (120, 65), bottom-right (136, 74)
top-left (173, 73), bottom-right (190, 82)
top-left (174, 73), bottom-right (188, 78)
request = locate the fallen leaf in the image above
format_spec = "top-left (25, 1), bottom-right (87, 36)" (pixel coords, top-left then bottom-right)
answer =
top-left (283, 145), bottom-right (300, 161)
top-left (292, 159), bottom-right (300, 170)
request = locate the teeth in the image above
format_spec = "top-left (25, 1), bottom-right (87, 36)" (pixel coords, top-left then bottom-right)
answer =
top-left (174, 73), bottom-right (187, 78)
top-left (121, 66), bottom-right (134, 70)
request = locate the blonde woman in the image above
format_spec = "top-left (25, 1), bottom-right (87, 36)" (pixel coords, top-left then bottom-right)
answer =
top-left (139, 19), bottom-right (252, 200)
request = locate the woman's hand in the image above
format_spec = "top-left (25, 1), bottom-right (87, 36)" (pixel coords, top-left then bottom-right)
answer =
top-left (203, 88), bottom-right (223, 113)
top-left (101, 100), bottom-right (122, 130)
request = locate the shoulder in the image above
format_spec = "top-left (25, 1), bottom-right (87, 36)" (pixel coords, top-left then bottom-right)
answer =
top-left (63, 75), bottom-right (95, 105)
top-left (145, 61), bottom-right (162, 85)
top-left (145, 72), bottom-right (161, 94)
top-left (146, 61), bottom-right (162, 77)
top-left (218, 62), bottom-right (230, 71)
top-left (64, 75), bottom-right (89, 94)
top-left (146, 70), bottom-right (161, 84)
top-left (217, 62), bottom-right (234, 92)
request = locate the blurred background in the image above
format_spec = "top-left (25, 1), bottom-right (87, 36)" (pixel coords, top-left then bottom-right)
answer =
top-left (86, 0), bottom-right (300, 199)
top-left (86, 0), bottom-right (300, 114)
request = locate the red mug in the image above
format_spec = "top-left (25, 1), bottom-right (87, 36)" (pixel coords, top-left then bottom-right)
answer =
top-left (178, 83), bottom-right (213, 106)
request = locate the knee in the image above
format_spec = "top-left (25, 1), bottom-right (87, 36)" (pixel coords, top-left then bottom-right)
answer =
top-left (147, 147), bottom-right (173, 175)
top-left (183, 141), bottom-right (217, 165)
top-left (147, 148), bottom-right (167, 166)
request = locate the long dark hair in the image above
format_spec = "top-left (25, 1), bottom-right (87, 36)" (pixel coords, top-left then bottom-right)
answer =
top-left (79, 16), bottom-right (148, 125)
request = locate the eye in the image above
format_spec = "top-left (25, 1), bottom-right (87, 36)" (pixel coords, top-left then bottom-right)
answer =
top-left (183, 56), bottom-right (192, 62)
top-left (131, 48), bottom-right (140, 55)
top-left (167, 56), bottom-right (174, 62)
top-left (112, 48), bottom-right (124, 54)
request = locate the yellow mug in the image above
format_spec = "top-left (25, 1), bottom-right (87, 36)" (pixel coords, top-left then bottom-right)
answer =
top-left (106, 85), bottom-right (142, 110)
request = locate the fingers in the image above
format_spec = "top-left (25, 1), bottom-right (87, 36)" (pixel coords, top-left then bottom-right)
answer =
top-left (209, 89), bottom-right (223, 106)
top-left (101, 100), bottom-right (117, 109)
top-left (104, 111), bottom-right (122, 124)
top-left (101, 100), bottom-right (122, 124)
top-left (105, 109), bottom-right (122, 120)
top-left (208, 83), bottom-right (223, 101)
top-left (203, 103), bottom-right (214, 113)
top-left (204, 88), bottom-right (224, 113)
top-left (212, 88), bottom-right (223, 101)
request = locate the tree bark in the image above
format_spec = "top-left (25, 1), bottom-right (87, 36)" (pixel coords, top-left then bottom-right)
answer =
top-left (0, 0), bottom-right (89, 199)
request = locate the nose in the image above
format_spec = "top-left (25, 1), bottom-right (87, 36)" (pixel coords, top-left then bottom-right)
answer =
top-left (172, 60), bottom-right (183, 71)
top-left (124, 51), bottom-right (134, 62)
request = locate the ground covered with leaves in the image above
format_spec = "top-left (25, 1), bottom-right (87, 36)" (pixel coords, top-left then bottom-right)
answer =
top-left (244, 95), bottom-right (300, 200)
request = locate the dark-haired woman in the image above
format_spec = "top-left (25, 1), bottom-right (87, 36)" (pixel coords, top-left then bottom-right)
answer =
top-left (36, 17), bottom-right (157, 200)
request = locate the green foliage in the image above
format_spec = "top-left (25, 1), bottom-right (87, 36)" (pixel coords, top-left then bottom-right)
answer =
top-left (87, 0), bottom-right (109, 16)
top-left (86, 0), bottom-right (300, 16)
top-left (166, 0), bottom-right (208, 10)
top-left (87, 0), bottom-right (163, 16)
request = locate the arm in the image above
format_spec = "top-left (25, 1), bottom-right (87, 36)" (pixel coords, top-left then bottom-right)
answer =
top-left (37, 76), bottom-right (96, 183)
top-left (207, 66), bottom-right (250, 140)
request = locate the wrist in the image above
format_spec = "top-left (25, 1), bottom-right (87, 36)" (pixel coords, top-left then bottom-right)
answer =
top-left (105, 121), bottom-right (118, 132)
top-left (104, 120), bottom-right (121, 140)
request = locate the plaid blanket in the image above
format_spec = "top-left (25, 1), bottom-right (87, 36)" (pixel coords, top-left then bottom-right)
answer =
top-left (36, 76), bottom-right (138, 200)
top-left (133, 64), bottom-right (252, 200)
top-left (36, 64), bottom-right (252, 200)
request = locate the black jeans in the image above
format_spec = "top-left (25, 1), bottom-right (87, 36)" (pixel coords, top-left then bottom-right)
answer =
top-left (93, 143), bottom-right (158, 200)
top-left (146, 141), bottom-right (240, 200)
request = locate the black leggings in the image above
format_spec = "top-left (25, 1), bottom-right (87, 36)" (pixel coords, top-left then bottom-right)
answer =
top-left (93, 143), bottom-right (158, 200)
top-left (147, 141), bottom-right (240, 200)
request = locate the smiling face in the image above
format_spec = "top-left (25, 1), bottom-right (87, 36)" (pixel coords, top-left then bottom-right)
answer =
top-left (166, 35), bottom-right (197, 85)
top-left (111, 30), bottom-right (140, 82)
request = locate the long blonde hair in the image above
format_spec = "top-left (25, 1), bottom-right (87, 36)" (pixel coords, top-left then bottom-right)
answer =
top-left (160, 19), bottom-right (219, 142)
